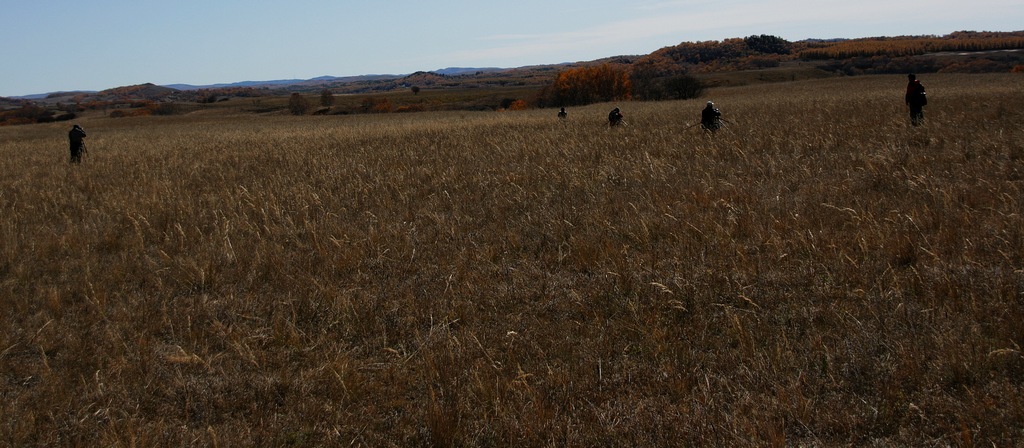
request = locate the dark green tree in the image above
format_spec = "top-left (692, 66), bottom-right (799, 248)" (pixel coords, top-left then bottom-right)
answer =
top-left (744, 34), bottom-right (792, 54)
top-left (662, 75), bottom-right (704, 100)
top-left (320, 89), bottom-right (335, 107)
top-left (288, 93), bottom-right (310, 115)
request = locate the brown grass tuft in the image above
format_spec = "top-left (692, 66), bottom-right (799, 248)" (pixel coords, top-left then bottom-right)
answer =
top-left (1, 73), bottom-right (1022, 446)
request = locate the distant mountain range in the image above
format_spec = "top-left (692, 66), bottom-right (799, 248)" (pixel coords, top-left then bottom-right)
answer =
top-left (162, 67), bottom-right (504, 90)
top-left (163, 75), bottom-right (393, 91)
top-left (9, 67), bottom-right (508, 99)
top-left (7, 30), bottom-right (1022, 101)
top-left (12, 91), bottom-right (97, 100)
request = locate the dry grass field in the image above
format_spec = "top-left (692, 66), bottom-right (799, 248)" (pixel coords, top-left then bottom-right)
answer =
top-left (2, 73), bottom-right (1023, 446)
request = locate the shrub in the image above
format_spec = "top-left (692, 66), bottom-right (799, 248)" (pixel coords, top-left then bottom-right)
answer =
top-left (360, 97), bottom-right (392, 113)
top-left (109, 108), bottom-right (152, 118)
top-left (288, 93), bottom-right (311, 115)
top-left (507, 99), bottom-right (528, 110)
top-left (152, 103), bottom-right (180, 116)
top-left (499, 98), bottom-right (517, 109)
top-left (320, 89), bottom-right (335, 107)
top-left (662, 75), bottom-right (704, 99)
top-left (395, 104), bottom-right (425, 113)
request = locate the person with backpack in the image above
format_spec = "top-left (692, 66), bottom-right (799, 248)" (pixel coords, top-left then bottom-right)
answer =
top-left (700, 101), bottom-right (723, 133)
top-left (608, 107), bottom-right (623, 127)
top-left (905, 74), bottom-right (927, 126)
top-left (68, 124), bottom-right (87, 163)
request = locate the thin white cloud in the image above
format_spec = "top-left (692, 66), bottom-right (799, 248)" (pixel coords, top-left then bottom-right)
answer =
top-left (630, 0), bottom-right (719, 11)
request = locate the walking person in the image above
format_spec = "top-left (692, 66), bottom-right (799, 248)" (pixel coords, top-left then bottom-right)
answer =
top-left (608, 107), bottom-right (623, 127)
top-left (68, 124), bottom-right (87, 163)
top-left (558, 107), bottom-right (567, 119)
top-left (701, 101), bottom-right (723, 133)
top-left (905, 74), bottom-right (927, 126)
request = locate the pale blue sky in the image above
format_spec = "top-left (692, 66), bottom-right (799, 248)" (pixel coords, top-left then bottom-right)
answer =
top-left (2, 0), bottom-right (1021, 97)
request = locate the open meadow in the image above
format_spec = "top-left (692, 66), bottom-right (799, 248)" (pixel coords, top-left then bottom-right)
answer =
top-left (1, 73), bottom-right (1023, 446)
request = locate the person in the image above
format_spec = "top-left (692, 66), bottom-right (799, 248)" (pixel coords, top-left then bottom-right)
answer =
top-left (701, 101), bottom-right (723, 133)
top-left (905, 73), bottom-right (927, 126)
top-left (68, 124), bottom-right (87, 163)
top-left (608, 107), bottom-right (623, 127)
top-left (557, 107), bottom-right (567, 119)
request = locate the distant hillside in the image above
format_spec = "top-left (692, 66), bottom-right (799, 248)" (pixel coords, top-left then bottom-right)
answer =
top-left (434, 67), bottom-right (504, 76)
top-left (4, 30), bottom-right (1022, 125)
top-left (99, 83), bottom-right (178, 101)
top-left (165, 74), bottom-right (402, 91)
top-left (159, 71), bottom-right (509, 92)
top-left (623, 30), bottom-right (1024, 82)
top-left (164, 79), bottom-right (306, 91)
top-left (796, 30), bottom-right (1024, 59)
top-left (401, 71), bottom-right (454, 87)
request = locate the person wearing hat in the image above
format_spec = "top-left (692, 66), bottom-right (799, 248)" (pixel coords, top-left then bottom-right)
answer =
top-left (608, 107), bottom-right (623, 127)
top-left (701, 101), bottom-right (723, 133)
top-left (68, 124), bottom-right (87, 163)
top-left (905, 73), bottom-right (927, 126)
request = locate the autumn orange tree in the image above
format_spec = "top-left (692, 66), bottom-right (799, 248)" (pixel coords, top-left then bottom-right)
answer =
top-left (538, 64), bottom-right (631, 107)
top-left (507, 99), bottom-right (528, 111)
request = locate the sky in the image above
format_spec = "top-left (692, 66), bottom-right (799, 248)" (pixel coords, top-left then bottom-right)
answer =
top-left (1, 0), bottom-right (1021, 97)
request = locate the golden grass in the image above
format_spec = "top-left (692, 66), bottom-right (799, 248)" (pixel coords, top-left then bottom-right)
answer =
top-left (1, 73), bottom-right (1022, 446)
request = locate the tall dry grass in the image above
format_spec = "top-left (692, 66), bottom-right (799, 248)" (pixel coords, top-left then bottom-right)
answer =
top-left (1, 73), bottom-right (1022, 446)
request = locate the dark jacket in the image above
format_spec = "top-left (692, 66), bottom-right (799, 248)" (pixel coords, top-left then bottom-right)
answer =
top-left (608, 109), bottom-right (623, 126)
top-left (905, 80), bottom-right (926, 107)
top-left (701, 105), bottom-right (722, 130)
top-left (701, 105), bottom-right (721, 125)
top-left (69, 126), bottom-right (87, 148)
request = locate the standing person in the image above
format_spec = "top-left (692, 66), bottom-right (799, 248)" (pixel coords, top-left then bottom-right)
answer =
top-left (701, 101), bottom-right (723, 133)
top-left (608, 107), bottom-right (623, 127)
top-left (905, 73), bottom-right (927, 126)
top-left (68, 124), bottom-right (87, 163)
top-left (558, 107), bottom-right (567, 119)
